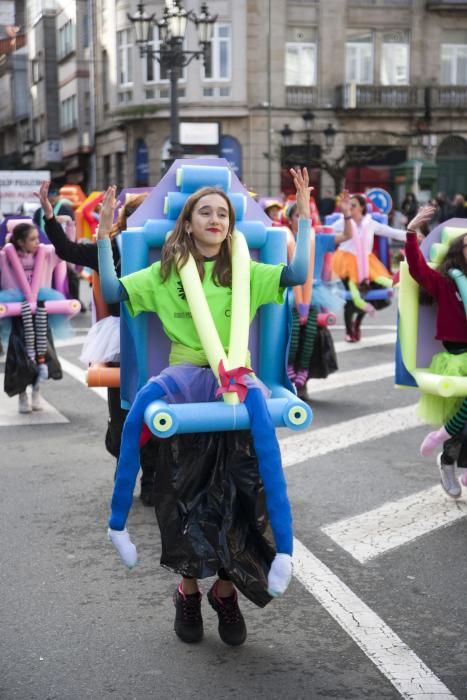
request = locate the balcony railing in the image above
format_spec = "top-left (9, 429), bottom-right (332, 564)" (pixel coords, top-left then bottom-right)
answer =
top-left (336, 83), bottom-right (467, 111)
top-left (430, 86), bottom-right (467, 109)
top-left (336, 84), bottom-right (423, 109)
top-left (426, 0), bottom-right (467, 11)
top-left (286, 86), bottom-right (316, 108)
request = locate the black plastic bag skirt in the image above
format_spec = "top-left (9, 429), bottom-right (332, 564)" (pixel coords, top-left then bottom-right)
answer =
top-left (308, 325), bottom-right (338, 379)
top-left (4, 317), bottom-right (62, 397)
top-left (154, 430), bottom-right (276, 608)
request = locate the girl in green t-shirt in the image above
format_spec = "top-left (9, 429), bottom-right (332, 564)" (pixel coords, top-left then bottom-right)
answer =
top-left (97, 169), bottom-right (314, 646)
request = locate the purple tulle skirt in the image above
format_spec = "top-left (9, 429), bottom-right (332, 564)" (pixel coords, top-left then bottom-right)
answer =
top-left (149, 364), bottom-right (271, 404)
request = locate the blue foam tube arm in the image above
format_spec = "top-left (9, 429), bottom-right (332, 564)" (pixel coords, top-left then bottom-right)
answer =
top-left (144, 394), bottom-right (312, 438)
top-left (342, 288), bottom-right (393, 301)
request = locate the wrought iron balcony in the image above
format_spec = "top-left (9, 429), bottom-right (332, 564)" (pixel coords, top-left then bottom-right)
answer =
top-left (430, 86), bottom-right (467, 109)
top-left (336, 84), bottom-right (423, 109)
top-left (286, 86), bottom-right (316, 108)
top-left (426, 0), bottom-right (467, 11)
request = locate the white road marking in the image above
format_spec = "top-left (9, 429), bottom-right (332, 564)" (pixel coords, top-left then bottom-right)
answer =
top-left (280, 404), bottom-right (421, 469)
top-left (322, 486), bottom-right (467, 563)
top-left (332, 324), bottom-right (397, 331)
top-left (334, 331), bottom-right (396, 354)
top-left (58, 356), bottom-right (107, 400)
top-left (307, 362), bottom-right (394, 395)
top-left (293, 538), bottom-right (457, 699)
top-left (50, 356), bottom-right (459, 697)
top-left (0, 375), bottom-right (69, 426)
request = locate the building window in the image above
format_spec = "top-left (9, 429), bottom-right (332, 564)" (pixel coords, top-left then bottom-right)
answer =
top-left (203, 23), bottom-right (231, 81)
top-left (285, 27), bottom-right (317, 86)
top-left (441, 30), bottom-right (467, 85)
top-left (83, 13), bottom-right (89, 49)
top-left (31, 54), bottom-right (42, 83)
top-left (84, 92), bottom-right (91, 126)
top-left (117, 28), bottom-right (133, 86)
top-left (102, 50), bottom-right (109, 112)
top-left (346, 32), bottom-right (373, 84)
top-left (116, 152), bottom-right (124, 188)
top-left (58, 20), bottom-right (75, 59)
top-left (381, 31), bottom-right (409, 85)
top-left (103, 154), bottom-right (111, 185)
top-left (60, 95), bottom-right (77, 131)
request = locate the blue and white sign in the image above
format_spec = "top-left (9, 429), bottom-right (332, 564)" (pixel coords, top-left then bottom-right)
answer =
top-left (366, 187), bottom-right (393, 214)
top-left (135, 139), bottom-right (149, 186)
top-left (220, 135), bottom-right (242, 180)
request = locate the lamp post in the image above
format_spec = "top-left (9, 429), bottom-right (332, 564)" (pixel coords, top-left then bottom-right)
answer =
top-left (280, 119), bottom-right (341, 193)
top-left (128, 1), bottom-right (217, 166)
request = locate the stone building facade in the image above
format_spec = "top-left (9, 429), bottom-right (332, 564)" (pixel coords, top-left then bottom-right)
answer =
top-left (2, 0), bottom-right (467, 203)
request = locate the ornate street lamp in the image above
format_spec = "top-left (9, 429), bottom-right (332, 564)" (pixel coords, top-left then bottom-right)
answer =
top-left (279, 124), bottom-right (293, 147)
top-left (128, 1), bottom-right (217, 166)
top-left (323, 123), bottom-right (337, 151)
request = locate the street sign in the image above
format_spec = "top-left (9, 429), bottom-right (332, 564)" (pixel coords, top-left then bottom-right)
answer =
top-left (366, 187), bottom-right (393, 214)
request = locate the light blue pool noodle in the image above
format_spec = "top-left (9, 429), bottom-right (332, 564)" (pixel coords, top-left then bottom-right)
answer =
top-left (164, 191), bottom-right (247, 222)
top-left (259, 227), bottom-right (289, 386)
top-left (177, 164), bottom-right (231, 193)
top-left (145, 392), bottom-right (312, 438)
top-left (342, 288), bottom-right (393, 301)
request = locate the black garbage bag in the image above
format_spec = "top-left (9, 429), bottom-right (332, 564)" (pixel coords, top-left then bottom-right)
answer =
top-left (45, 328), bottom-right (62, 381)
top-left (442, 430), bottom-right (467, 470)
top-left (154, 430), bottom-right (276, 608)
top-left (4, 318), bottom-right (62, 397)
top-left (4, 317), bottom-right (38, 396)
top-left (308, 326), bottom-right (338, 379)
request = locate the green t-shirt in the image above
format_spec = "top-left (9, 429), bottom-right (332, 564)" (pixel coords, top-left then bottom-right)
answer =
top-left (121, 259), bottom-right (284, 365)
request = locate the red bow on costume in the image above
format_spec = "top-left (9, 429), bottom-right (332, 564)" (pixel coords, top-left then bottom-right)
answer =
top-left (215, 360), bottom-right (253, 403)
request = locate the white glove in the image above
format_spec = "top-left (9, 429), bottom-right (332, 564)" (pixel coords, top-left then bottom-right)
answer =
top-left (267, 553), bottom-right (293, 597)
top-left (108, 527), bottom-right (137, 568)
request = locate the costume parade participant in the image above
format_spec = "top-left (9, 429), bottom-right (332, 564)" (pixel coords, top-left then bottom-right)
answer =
top-left (332, 193), bottom-right (406, 342)
top-left (0, 222), bottom-right (66, 412)
top-left (403, 205), bottom-right (467, 497)
top-left (98, 168), bottom-right (313, 646)
top-left (286, 191), bottom-right (351, 393)
top-left (36, 182), bottom-right (156, 505)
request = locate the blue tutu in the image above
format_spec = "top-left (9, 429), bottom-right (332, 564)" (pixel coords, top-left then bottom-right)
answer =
top-left (0, 287), bottom-right (73, 344)
top-left (311, 280), bottom-right (345, 313)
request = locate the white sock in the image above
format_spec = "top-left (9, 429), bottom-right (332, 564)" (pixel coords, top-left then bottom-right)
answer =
top-left (267, 553), bottom-right (293, 597)
top-left (108, 528), bottom-right (137, 568)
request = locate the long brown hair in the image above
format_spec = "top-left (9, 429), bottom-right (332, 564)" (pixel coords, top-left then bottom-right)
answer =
top-left (110, 192), bottom-right (149, 238)
top-left (438, 233), bottom-right (467, 279)
top-left (160, 187), bottom-right (235, 286)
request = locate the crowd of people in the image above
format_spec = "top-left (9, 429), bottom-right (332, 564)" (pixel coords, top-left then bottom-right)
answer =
top-left (0, 169), bottom-right (466, 648)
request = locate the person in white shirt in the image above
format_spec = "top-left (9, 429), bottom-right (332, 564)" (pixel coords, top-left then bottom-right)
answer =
top-left (331, 193), bottom-right (406, 342)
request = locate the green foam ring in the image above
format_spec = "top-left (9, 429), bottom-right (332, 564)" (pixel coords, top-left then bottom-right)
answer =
top-left (288, 404), bottom-right (308, 426)
top-left (153, 411), bottom-right (173, 433)
top-left (429, 242), bottom-right (447, 265)
top-left (441, 226), bottom-right (466, 246)
top-left (176, 168), bottom-right (183, 188)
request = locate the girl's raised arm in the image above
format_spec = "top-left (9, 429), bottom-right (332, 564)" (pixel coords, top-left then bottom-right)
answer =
top-left (97, 186), bottom-right (128, 303)
top-left (280, 168), bottom-right (314, 287)
top-left (405, 204), bottom-right (440, 297)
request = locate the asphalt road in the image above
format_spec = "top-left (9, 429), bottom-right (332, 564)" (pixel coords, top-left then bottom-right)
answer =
top-left (1, 299), bottom-right (466, 700)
